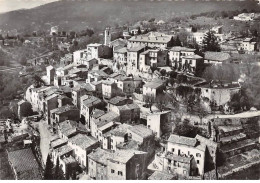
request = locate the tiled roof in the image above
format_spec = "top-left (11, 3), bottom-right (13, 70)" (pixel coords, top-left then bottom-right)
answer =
top-left (108, 149), bottom-right (146, 164)
top-left (148, 171), bottom-right (176, 180)
top-left (45, 93), bottom-right (59, 101)
top-left (116, 140), bottom-right (139, 150)
top-left (91, 80), bottom-right (103, 86)
top-left (99, 59), bottom-right (113, 67)
top-left (50, 138), bottom-right (68, 149)
top-left (50, 105), bottom-right (78, 115)
top-left (205, 51), bottom-right (231, 62)
top-left (167, 134), bottom-right (197, 147)
top-left (82, 96), bottom-right (102, 107)
top-left (128, 124), bottom-right (153, 139)
top-left (59, 120), bottom-right (78, 130)
top-left (88, 148), bottom-right (113, 165)
top-left (94, 111), bottom-right (119, 128)
top-left (182, 54), bottom-right (203, 59)
top-left (54, 144), bottom-right (73, 156)
top-left (109, 38), bottom-right (127, 47)
top-left (114, 47), bottom-right (128, 54)
top-left (7, 148), bottom-right (42, 180)
top-left (195, 135), bottom-right (218, 150)
top-left (109, 72), bottom-right (124, 79)
top-left (170, 46), bottom-right (195, 52)
top-left (126, 103), bottom-right (140, 110)
top-left (102, 80), bottom-right (115, 85)
top-left (98, 121), bottom-right (120, 132)
top-left (116, 103), bottom-right (139, 111)
top-left (127, 45), bottom-right (146, 52)
top-left (91, 109), bottom-right (106, 119)
top-left (89, 70), bottom-right (108, 77)
top-left (147, 111), bottom-right (171, 117)
top-left (143, 81), bottom-right (164, 89)
top-left (69, 134), bottom-right (98, 149)
top-left (103, 123), bottom-right (131, 137)
top-left (129, 31), bottom-right (172, 44)
top-left (59, 120), bottom-right (87, 138)
top-left (61, 156), bottom-right (77, 164)
top-left (108, 96), bottom-right (127, 105)
top-left (165, 152), bottom-right (193, 163)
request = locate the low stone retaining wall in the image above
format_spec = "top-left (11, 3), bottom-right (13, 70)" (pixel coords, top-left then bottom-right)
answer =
top-left (219, 160), bottom-right (260, 179)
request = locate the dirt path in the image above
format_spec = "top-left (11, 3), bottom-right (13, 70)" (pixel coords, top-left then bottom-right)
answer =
top-left (38, 120), bottom-right (52, 165)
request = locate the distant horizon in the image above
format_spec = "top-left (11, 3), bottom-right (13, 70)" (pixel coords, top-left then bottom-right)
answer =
top-left (0, 0), bottom-right (258, 14)
top-left (0, 0), bottom-right (59, 13)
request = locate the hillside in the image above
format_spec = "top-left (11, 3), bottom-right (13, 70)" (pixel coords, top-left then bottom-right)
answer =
top-left (0, 0), bottom-right (259, 33)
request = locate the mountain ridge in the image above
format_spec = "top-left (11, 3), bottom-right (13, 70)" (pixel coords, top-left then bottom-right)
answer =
top-left (0, 0), bottom-right (258, 33)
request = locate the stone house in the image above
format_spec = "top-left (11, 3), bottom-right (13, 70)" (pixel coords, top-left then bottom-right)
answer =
top-left (139, 48), bottom-right (168, 73)
top-left (143, 81), bottom-right (165, 99)
top-left (147, 111), bottom-right (171, 138)
top-left (197, 81), bottom-right (241, 106)
top-left (67, 134), bottom-right (99, 169)
top-left (102, 80), bottom-right (118, 99)
top-left (168, 46), bottom-right (195, 67)
top-left (50, 105), bottom-right (80, 126)
top-left (80, 95), bottom-right (103, 129)
top-left (166, 134), bottom-right (206, 176)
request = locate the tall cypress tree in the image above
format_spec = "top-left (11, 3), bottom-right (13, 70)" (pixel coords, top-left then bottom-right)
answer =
top-left (44, 154), bottom-right (53, 180)
top-left (54, 158), bottom-right (65, 180)
top-left (174, 36), bottom-right (182, 46)
top-left (202, 31), bottom-right (221, 52)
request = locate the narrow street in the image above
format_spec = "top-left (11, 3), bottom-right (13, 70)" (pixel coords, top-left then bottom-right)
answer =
top-left (38, 120), bottom-right (52, 165)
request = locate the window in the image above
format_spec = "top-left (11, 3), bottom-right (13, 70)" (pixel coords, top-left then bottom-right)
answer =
top-left (111, 169), bottom-right (115, 173)
top-left (172, 148), bottom-right (174, 152)
top-left (196, 153), bottom-right (201, 157)
top-left (168, 159), bottom-right (171, 164)
top-left (197, 160), bottom-right (200, 164)
top-left (118, 171), bottom-right (123, 176)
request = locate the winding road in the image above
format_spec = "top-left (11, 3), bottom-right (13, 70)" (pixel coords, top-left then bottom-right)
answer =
top-left (38, 120), bottom-right (52, 165)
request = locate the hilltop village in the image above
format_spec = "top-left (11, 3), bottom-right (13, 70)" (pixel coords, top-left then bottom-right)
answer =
top-left (1, 15), bottom-right (260, 180)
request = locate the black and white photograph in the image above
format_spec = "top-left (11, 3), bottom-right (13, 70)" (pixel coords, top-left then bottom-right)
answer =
top-left (0, 0), bottom-right (259, 180)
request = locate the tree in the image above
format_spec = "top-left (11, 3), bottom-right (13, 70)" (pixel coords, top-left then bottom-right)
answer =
top-left (33, 74), bottom-right (45, 87)
top-left (173, 119), bottom-right (199, 138)
top-left (169, 71), bottom-right (178, 79)
top-left (174, 36), bottom-right (182, 46)
top-left (202, 31), bottom-right (221, 52)
top-left (44, 154), bottom-right (54, 180)
top-left (160, 69), bottom-right (167, 77)
top-left (65, 164), bottom-right (72, 180)
top-left (54, 158), bottom-right (65, 180)
top-left (202, 63), bottom-right (240, 82)
top-left (176, 85), bottom-right (194, 99)
top-left (252, 30), bottom-right (258, 38)
top-left (155, 94), bottom-right (168, 112)
top-left (72, 171), bottom-right (77, 180)
top-left (143, 95), bottom-right (155, 112)
top-left (19, 102), bottom-right (33, 119)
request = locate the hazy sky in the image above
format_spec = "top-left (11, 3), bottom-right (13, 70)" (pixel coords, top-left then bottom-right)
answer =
top-left (0, 0), bottom-right (58, 13)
